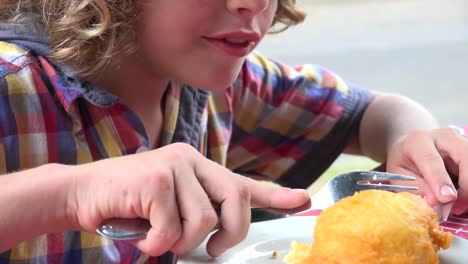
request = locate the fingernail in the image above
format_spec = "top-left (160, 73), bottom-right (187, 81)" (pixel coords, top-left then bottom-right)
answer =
top-left (440, 185), bottom-right (457, 197)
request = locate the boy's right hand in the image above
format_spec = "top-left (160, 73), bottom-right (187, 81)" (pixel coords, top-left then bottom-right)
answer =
top-left (69, 143), bottom-right (309, 257)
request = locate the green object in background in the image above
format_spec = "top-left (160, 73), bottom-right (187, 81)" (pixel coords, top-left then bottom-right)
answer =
top-left (308, 155), bottom-right (379, 195)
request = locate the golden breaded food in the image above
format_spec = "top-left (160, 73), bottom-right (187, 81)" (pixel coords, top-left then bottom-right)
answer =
top-left (284, 190), bottom-right (452, 264)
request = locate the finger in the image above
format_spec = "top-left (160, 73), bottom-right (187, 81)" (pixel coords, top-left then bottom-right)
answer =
top-left (186, 155), bottom-right (251, 257)
top-left (435, 131), bottom-right (468, 214)
top-left (240, 177), bottom-right (310, 209)
top-left (452, 189), bottom-right (468, 215)
top-left (453, 167), bottom-right (468, 214)
top-left (190, 157), bottom-right (253, 257)
top-left (170, 163), bottom-right (218, 255)
top-left (386, 166), bottom-right (437, 206)
top-left (133, 173), bottom-right (182, 256)
top-left (193, 156), bottom-right (309, 210)
top-left (206, 181), bottom-right (251, 257)
top-left (404, 132), bottom-right (457, 204)
top-left (192, 156), bottom-right (308, 257)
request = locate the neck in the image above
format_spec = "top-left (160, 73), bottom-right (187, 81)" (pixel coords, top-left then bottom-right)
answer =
top-left (93, 54), bottom-right (169, 148)
top-left (94, 54), bottom-right (169, 111)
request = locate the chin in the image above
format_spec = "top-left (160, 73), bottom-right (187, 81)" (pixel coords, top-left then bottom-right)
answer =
top-left (187, 70), bottom-right (241, 91)
top-left (179, 57), bottom-right (245, 91)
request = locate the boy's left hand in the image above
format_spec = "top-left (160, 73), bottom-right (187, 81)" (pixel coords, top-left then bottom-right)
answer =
top-left (385, 127), bottom-right (468, 215)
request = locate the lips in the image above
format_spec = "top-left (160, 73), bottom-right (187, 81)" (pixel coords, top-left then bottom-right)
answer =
top-left (204, 31), bottom-right (261, 57)
top-left (223, 38), bottom-right (252, 47)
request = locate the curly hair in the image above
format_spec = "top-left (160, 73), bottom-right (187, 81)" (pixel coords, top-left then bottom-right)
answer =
top-left (0, 0), bottom-right (306, 79)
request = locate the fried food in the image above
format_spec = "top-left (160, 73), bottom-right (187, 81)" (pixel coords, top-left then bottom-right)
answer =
top-left (284, 190), bottom-right (452, 264)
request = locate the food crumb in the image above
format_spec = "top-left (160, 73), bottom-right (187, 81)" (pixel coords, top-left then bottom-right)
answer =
top-left (272, 251), bottom-right (279, 259)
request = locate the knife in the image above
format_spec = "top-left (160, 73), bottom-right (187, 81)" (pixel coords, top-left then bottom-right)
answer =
top-left (434, 201), bottom-right (454, 222)
top-left (96, 199), bottom-right (313, 241)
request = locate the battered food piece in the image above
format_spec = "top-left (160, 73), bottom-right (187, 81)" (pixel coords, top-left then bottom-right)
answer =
top-left (284, 190), bottom-right (452, 264)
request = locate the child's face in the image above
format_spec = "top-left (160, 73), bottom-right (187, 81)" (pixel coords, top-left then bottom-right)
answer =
top-left (134, 0), bottom-right (277, 90)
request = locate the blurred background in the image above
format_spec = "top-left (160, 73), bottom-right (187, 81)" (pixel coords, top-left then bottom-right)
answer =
top-left (258, 0), bottom-right (468, 126)
top-left (257, 0), bottom-right (468, 191)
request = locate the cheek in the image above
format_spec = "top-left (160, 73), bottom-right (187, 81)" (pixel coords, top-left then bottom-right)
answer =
top-left (257, 2), bottom-right (278, 36)
top-left (135, 18), bottom-right (187, 61)
top-left (266, 1), bottom-right (279, 25)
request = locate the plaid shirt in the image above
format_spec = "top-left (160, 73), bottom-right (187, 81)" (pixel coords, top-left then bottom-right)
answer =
top-left (0, 40), bottom-right (370, 263)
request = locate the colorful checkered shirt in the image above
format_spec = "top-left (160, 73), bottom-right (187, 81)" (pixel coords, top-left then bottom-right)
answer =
top-left (0, 40), bottom-right (371, 263)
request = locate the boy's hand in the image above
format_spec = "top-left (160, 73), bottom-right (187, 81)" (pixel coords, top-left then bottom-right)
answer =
top-left (385, 128), bottom-right (468, 215)
top-left (69, 143), bottom-right (309, 257)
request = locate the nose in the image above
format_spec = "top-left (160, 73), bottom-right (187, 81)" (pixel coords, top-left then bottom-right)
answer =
top-left (226, 0), bottom-right (270, 18)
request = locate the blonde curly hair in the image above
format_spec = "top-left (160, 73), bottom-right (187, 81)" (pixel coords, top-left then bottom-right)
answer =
top-left (0, 0), bottom-right (306, 78)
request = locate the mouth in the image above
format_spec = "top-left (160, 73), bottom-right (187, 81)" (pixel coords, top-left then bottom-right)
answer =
top-left (203, 31), bottom-right (261, 57)
top-left (223, 38), bottom-right (254, 48)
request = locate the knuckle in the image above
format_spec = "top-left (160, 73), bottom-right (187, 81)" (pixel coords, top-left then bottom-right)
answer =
top-left (170, 209), bottom-right (217, 255)
top-left (163, 143), bottom-right (200, 165)
top-left (145, 226), bottom-right (181, 256)
top-left (235, 181), bottom-right (251, 203)
top-left (155, 225), bottom-right (182, 245)
top-left (188, 208), bottom-right (218, 233)
top-left (398, 137), bottom-right (415, 155)
top-left (165, 146), bottom-right (185, 161)
top-left (169, 143), bottom-right (197, 156)
top-left (198, 208), bottom-right (219, 229)
top-left (147, 172), bottom-right (173, 194)
top-left (420, 151), bottom-right (442, 164)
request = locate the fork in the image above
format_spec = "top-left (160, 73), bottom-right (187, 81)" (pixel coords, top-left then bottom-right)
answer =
top-left (96, 170), bottom-right (417, 241)
top-left (307, 170), bottom-right (418, 210)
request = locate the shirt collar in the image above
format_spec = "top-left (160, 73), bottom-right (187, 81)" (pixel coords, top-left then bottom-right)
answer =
top-left (38, 56), bottom-right (120, 112)
top-left (0, 21), bottom-right (120, 112)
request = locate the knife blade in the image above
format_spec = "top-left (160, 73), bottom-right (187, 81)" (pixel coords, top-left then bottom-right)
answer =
top-left (434, 201), bottom-right (454, 222)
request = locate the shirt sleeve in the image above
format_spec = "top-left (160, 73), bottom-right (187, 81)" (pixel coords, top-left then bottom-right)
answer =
top-left (226, 52), bottom-right (372, 188)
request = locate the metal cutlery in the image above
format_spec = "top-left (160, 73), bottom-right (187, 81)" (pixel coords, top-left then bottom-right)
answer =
top-left (96, 170), bottom-right (418, 241)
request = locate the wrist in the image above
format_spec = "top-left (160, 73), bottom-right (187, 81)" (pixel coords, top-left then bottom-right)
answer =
top-left (0, 163), bottom-right (80, 250)
top-left (360, 93), bottom-right (439, 162)
top-left (26, 163), bottom-right (80, 233)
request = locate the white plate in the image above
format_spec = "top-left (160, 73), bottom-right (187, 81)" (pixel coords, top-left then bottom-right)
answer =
top-left (178, 216), bottom-right (468, 264)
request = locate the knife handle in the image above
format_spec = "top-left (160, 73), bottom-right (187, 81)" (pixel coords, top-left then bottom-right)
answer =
top-left (96, 218), bottom-right (151, 240)
top-left (96, 200), bottom-right (311, 241)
